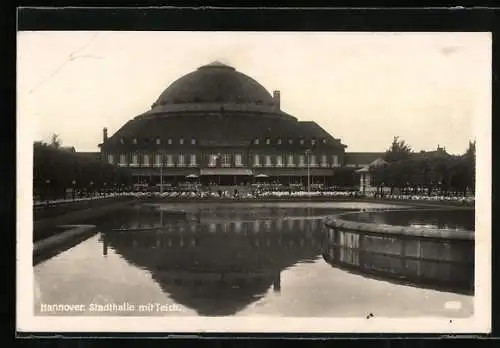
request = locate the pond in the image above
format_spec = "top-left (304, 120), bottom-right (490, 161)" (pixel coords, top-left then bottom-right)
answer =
top-left (34, 201), bottom-right (473, 317)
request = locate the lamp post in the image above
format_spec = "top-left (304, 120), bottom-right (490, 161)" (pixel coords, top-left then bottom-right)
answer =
top-left (45, 179), bottom-right (51, 202)
top-left (305, 149), bottom-right (311, 195)
top-left (214, 153), bottom-right (221, 186)
top-left (89, 181), bottom-right (94, 197)
top-left (72, 180), bottom-right (76, 201)
top-left (160, 154), bottom-right (163, 194)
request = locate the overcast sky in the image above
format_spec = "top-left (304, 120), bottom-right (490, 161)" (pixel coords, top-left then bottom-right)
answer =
top-left (17, 31), bottom-right (491, 154)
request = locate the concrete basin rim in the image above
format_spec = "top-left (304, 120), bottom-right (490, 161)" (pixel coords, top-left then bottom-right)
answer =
top-left (324, 207), bottom-right (475, 240)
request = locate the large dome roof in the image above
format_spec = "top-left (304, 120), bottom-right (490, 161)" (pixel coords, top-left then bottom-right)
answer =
top-left (153, 61), bottom-right (275, 107)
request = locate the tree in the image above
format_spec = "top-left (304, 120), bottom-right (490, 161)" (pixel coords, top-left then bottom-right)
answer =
top-left (383, 136), bottom-right (412, 163)
top-left (465, 140), bottom-right (476, 157)
top-left (413, 152), bottom-right (441, 195)
top-left (462, 140), bottom-right (476, 194)
top-left (369, 163), bottom-right (389, 195)
top-left (376, 137), bottom-right (413, 194)
top-left (367, 139), bottom-right (476, 197)
top-left (332, 167), bottom-right (358, 188)
top-left (49, 133), bottom-right (62, 148)
top-left (33, 142), bottom-right (132, 200)
top-left (40, 133), bottom-right (62, 148)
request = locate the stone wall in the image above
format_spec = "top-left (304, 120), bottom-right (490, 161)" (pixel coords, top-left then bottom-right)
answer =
top-left (323, 211), bottom-right (474, 294)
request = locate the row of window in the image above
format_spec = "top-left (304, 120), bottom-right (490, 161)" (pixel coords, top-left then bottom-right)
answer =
top-left (107, 153), bottom-right (340, 168)
top-left (207, 153), bottom-right (243, 167)
top-left (110, 153), bottom-right (198, 167)
top-left (118, 137), bottom-right (330, 146)
top-left (253, 138), bottom-right (327, 146)
top-left (122, 138), bottom-right (197, 145)
top-left (251, 154), bottom-right (340, 168)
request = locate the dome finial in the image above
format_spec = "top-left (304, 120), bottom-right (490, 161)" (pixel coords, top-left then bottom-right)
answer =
top-left (201, 60), bottom-right (233, 69)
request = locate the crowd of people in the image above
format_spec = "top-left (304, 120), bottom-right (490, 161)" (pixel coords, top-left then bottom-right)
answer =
top-left (133, 189), bottom-right (474, 204)
top-left (34, 185), bottom-right (475, 208)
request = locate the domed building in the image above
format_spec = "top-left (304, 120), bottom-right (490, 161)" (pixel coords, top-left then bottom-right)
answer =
top-left (98, 61), bottom-right (380, 189)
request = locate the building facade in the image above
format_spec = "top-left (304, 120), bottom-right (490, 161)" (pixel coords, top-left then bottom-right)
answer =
top-left (98, 61), bottom-right (379, 189)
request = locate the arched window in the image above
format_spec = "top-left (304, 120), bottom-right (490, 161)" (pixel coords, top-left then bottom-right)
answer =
top-left (265, 155), bottom-right (272, 167)
top-left (235, 154), bottom-right (243, 167)
top-left (309, 154), bottom-right (317, 167)
top-left (221, 154), bottom-right (231, 167)
top-left (189, 154), bottom-right (197, 166)
top-left (155, 154), bottom-right (162, 166)
top-left (208, 154), bottom-right (217, 168)
top-left (321, 154), bottom-right (328, 167)
top-left (166, 154), bottom-right (174, 167)
top-left (253, 154), bottom-right (261, 167)
top-left (119, 154), bottom-right (127, 166)
top-left (132, 153), bottom-right (138, 166)
top-left (178, 154), bottom-right (185, 166)
top-left (332, 155), bottom-right (339, 168)
top-left (276, 155), bottom-right (283, 167)
top-left (299, 155), bottom-right (305, 167)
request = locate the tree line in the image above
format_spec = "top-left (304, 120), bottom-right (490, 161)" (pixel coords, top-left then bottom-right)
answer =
top-left (33, 135), bottom-right (132, 200)
top-left (369, 137), bottom-right (475, 196)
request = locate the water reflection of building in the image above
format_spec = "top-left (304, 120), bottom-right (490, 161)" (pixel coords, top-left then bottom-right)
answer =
top-left (323, 227), bottom-right (474, 294)
top-left (99, 206), bottom-right (326, 316)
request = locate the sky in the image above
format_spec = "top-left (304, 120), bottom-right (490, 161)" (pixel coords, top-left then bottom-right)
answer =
top-left (17, 31), bottom-right (491, 154)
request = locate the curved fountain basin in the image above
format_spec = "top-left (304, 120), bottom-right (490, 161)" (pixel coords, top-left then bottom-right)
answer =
top-left (323, 208), bottom-right (475, 294)
top-left (325, 208), bottom-right (474, 240)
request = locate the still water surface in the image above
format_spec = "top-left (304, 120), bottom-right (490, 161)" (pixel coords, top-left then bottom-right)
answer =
top-left (341, 209), bottom-right (474, 231)
top-left (34, 202), bottom-right (473, 317)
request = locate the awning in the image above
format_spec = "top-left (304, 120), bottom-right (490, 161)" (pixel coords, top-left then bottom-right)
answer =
top-left (355, 166), bottom-right (370, 173)
top-left (131, 168), bottom-right (200, 176)
top-left (254, 173), bottom-right (269, 178)
top-left (253, 168), bottom-right (335, 176)
top-left (200, 168), bottom-right (254, 176)
top-left (186, 174), bottom-right (199, 178)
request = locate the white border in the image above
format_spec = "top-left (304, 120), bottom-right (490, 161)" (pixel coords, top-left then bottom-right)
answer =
top-left (16, 31), bottom-right (492, 334)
